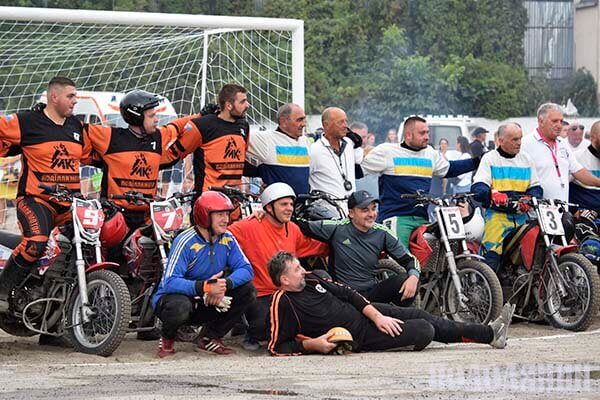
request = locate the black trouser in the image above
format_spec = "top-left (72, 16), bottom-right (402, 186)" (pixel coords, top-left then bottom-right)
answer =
top-left (155, 283), bottom-right (255, 340)
top-left (358, 303), bottom-right (493, 352)
top-left (246, 294), bottom-right (272, 341)
top-left (360, 272), bottom-right (416, 307)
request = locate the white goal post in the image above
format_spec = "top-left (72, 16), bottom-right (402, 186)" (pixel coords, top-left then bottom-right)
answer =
top-left (0, 6), bottom-right (304, 123)
top-left (0, 6), bottom-right (304, 228)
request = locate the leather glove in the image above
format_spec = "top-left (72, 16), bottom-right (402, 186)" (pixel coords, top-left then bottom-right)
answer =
top-left (518, 196), bottom-right (531, 213)
top-left (491, 190), bottom-right (508, 207)
top-left (345, 129), bottom-right (363, 149)
top-left (580, 209), bottom-right (598, 223)
top-left (215, 295), bottom-right (232, 313)
top-left (200, 103), bottom-right (219, 115)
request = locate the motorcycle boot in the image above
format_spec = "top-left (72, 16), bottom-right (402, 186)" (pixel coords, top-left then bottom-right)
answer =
top-left (0, 257), bottom-right (31, 313)
top-left (489, 303), bottom-right (516, 349)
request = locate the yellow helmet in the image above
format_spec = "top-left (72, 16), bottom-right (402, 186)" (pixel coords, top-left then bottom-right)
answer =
top-left (326, 327), bottom-right (353, 344)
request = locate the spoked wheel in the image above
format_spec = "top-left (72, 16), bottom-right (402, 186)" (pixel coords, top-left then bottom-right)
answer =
top-left (543, 253), bottom-right (600, 332)
top-left (445, 259), bottom-right (503, 324)
top-left (373, 258), bottom-right (421, 309)
top-left (66, 270), bottom-right (131, 356)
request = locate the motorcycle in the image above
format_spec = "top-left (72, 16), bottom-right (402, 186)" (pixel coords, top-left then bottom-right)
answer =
top-left (388, 191), bottom-right (503, 324)
top-left (498, 196), bottom-right (600, 331)
top-left (107, 191), bottom-right (194, 339)
top-left (0, 184), bottom-right (131, 356)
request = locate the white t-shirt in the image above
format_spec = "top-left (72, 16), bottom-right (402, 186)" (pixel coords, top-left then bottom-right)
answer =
top-left (455, 152), bottom-right (473, 187)
top-left (521, 130), bottom-right (583, 202)
top-left (566, 138), bottom-right (590, 156)
top-left (309, 135), bottom-right (363, 208)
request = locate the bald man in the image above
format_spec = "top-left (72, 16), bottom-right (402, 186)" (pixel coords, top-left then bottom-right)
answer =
top-left (472, 123), bottom-right (542, 272)
top-left (308, 107), bottom-right (364, 212)
top-left (570, 121), bottom-right (600, 211)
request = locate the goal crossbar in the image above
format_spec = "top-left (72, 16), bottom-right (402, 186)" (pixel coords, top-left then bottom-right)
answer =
top-left (0, 6), bottom-right (305, 108)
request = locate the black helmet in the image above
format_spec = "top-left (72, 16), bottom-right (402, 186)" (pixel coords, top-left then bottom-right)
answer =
top-left (120, 90), bottom-right (160, 127)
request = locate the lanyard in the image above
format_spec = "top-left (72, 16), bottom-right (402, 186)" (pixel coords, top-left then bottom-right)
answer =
top-left (537, 129), bottom-right (562, 179)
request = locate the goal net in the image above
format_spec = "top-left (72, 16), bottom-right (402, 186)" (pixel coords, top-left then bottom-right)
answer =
top-left (0, 7), bottom-right (304, 229)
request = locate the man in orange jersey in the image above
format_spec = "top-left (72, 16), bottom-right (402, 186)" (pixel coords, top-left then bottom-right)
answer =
top-left (0, 77), bottom-right (91, 312)
top-left (228, 182), bottom-right (328, 350)
top-left (166, 84), bottom-right (250, 203)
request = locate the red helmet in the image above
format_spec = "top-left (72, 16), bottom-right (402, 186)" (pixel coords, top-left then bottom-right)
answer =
top-left (193, 191), bottom-right (234, 228)
top-left (100, 209), bottom-right (128, 248)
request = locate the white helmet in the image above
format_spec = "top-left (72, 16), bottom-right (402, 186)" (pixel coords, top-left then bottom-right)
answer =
top-left (463, 207), bottom-right (484, 242)
top-left (260, 182), bottom-right (296, 208)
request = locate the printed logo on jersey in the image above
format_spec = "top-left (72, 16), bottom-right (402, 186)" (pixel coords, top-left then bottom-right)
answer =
top-left (130, 153), bottom-right (152, 178)
top-left (50, 144), bottom-right (76, 171)
top-left (224, 137), bottom-right (241, 160)
top-left (342, 238), bottom-right (351, 245)
top-left (315, 284), bottom-right (327, 293)
top-left (240, 127), bottom-right (246, 137)
top-left (190, 243), bottom-right (205, 253)
top-left (73, 132), bottom-right (80, 141)
top-left (184, 122), bottom-right (193, 132)
top-left (5, 114), bottom-right (14, 121)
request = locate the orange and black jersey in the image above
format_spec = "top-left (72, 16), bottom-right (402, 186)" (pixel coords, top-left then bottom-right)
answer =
top-left (166, 113), bottom-right (250, 193)
top-left (0, 109), bottom-right (90, 206)
top-left (267, 272), bottom-right (371, 356)
top-left (85, 124), bottom-right (181, 212)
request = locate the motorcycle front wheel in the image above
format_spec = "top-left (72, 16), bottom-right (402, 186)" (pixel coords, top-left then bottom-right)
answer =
top-left (66, 269), bottom-right (131, 356)
top-left (444, 259), bottom-right (503, 324)
top-left (543, 253), bottom-right (600, 332)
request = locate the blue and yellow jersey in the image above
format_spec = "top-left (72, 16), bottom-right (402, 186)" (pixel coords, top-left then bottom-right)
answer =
top-left (472, 149), bottom-right (542, 210)
top-left (246, 128), bottom-right (310, 195)
top-left (361, 143), bottom-right (476, 220)
top-left (152, 227), bottom-right (253, 308)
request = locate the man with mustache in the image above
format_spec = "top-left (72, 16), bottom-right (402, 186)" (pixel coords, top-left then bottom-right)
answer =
top-left (522, 103), bottom-right (600, 203)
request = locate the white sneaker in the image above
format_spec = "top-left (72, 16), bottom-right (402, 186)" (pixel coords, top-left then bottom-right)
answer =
top-left (489, 303), bottom-right (516, 349)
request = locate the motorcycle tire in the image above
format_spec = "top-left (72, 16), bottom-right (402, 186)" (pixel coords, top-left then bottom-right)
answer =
top-left (373, 258), bottom-right (421, 309)
top-left (444, 259), bottom-right (503, 324)
top-left (543, 253), bottom-right (600, 332)
top-left (65, 269), bottom-right (131, 357)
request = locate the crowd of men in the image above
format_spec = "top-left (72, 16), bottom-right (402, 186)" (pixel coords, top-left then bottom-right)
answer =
top-left (1, 76), bottom-right (599, 358)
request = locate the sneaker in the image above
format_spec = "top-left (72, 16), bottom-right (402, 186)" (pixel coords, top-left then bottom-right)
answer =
top-left (156, 337), bottom-right (176, 358)
top-left (242, 334), bottom-right (260, 351)
top-left (196, 337), bottom-right (235, 355)
top-left (489, 303), bottom-right (516, 349)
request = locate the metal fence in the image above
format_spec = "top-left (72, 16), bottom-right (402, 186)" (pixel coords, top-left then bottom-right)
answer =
top-left (524, 0), bottom-right (574, 79)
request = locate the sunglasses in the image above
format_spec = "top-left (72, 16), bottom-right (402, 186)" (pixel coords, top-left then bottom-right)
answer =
top-left (570, 125), bottom-right (584, 131)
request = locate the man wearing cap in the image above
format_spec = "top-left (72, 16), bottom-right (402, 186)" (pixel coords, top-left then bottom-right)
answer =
top-left (228, 182), bottom-right (328, 350)
top-left (296, 190), bottom-right (420, 306)
top-left (470, 127), bottom-right (488, 159)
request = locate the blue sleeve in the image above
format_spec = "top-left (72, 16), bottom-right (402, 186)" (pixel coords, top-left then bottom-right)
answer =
top-left (225, 236), bottom-right (254, 288)
top-left (445, 157), bottom-right (479, 178)
top-left (161, 235), bottom-right (198, 297)
top-left (471, 181), bottom-right (491, 207)
top-left (526, 184), bottom-right (543, 198)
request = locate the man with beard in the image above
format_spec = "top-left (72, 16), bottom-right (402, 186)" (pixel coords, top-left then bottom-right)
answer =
top-left (0, 77), bottom-right (90, 313)
top-left (267, 251), bottom-right (514, 356)
top-left (361, 116), bottom-right (479, 245)
top-left (166, 84), bottom-right (251, 202)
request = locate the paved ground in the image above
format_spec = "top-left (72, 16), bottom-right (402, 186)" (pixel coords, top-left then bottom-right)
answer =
top-left (1, 319), bottom-right (599, 400)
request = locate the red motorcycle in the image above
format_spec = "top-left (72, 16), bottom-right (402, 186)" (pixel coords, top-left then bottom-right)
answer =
top-left (105, 191), bottom-right (194, 339)
top-left (0, 185), bottom-right (131, 356)
top-left (498, 196), bottom-right (600, 331)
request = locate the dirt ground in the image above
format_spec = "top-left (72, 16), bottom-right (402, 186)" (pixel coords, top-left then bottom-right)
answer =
top-left (1, 318), bottom-right (599, 400)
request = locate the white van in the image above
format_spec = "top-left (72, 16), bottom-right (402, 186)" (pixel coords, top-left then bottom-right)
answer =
top-left (37, 90), bottom-right (178, 127)
top-left (399, 115), bottom-right (480, 151)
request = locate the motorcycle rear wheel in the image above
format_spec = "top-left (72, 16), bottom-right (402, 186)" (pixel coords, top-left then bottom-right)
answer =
top-left (543, 253), bottom-right (600, 332)
top-left (66, 270), bottom-right (131, 356)
top-left (444, 259), bottom-right (503, 324)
